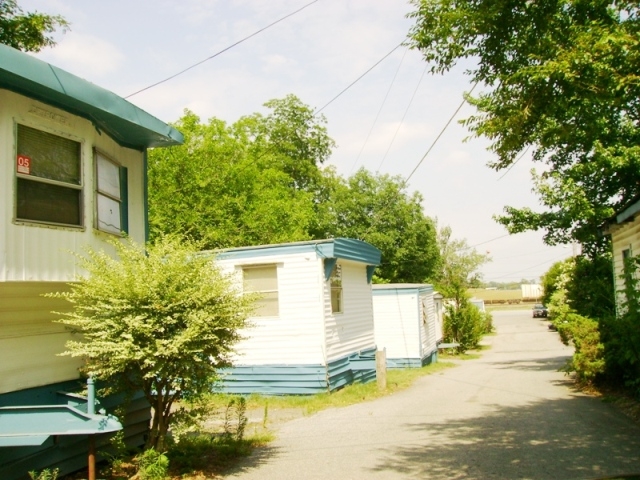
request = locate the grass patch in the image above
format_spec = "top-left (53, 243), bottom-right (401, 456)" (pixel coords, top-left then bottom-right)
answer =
top-left (207, 360), bottom-right (455, 417)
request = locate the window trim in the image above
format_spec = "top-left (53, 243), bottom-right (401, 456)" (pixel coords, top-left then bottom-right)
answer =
top-left (94, 149), bottom-right (128, 236)
top-left (14, 122), bottom-right (84, 229)
top-left (241, 264), bottom-right (280, 317)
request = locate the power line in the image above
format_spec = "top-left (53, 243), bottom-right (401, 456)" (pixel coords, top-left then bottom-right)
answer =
top-left (125, 0), bottom-right (319, 99)
top-left (348, 48), bottom-right (408, 175)
top-left (376, 64), bottom-right (427, 173)
top-left (314, 42), bottom-right (404, 115)
top-left (405, 80), bottom-right (478, 183)
top-left (497, 145), bottom-right (530, 181)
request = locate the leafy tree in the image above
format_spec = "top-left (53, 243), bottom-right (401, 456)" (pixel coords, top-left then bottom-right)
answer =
top-left (312, 168), bottom-right (440, 283)
top-left (0, 0), bottom-right (68, 51)
top-left (407, 0), bottom-right (640, 255)
top-left (52, 235), bottom-right (255, 451)
top-left (148, 107), bottom-right (319, 249)
top-left (434, 224), bottom-right (490, 308)
top-left (541, 260), bottom-right (569, 306)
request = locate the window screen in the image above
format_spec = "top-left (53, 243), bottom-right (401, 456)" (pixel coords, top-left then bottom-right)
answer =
top-left (95, 152), bottom-right (126, 234)
top-left (330, 264), bottom-right (343, 313)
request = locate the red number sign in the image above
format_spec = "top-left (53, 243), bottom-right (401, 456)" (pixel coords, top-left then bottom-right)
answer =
top-left (17, 155), bottom-right (31, 175)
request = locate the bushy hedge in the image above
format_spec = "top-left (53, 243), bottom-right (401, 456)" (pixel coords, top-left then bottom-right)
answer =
top-left (443, 301), bottom-right (493, 353)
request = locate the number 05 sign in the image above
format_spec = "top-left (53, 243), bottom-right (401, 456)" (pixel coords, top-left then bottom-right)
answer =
top-left (17, 155), bottom-right (31, 175)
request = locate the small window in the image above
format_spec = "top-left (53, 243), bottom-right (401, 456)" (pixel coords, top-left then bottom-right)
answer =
top-left (243, 265), bottom-right (279, 316)
top-left (16, 124), bottom-right (82, 226)
top-left (330, 264), bottom-right (343, 314)
top-left (95, 152), bottom-right (127, 235)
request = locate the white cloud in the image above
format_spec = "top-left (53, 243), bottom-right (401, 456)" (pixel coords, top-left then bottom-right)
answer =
top-left (41, 33), bottom-right (124, 79)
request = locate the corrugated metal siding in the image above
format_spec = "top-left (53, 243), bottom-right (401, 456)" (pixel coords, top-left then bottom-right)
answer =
top-left (217, 252), bottom-right (326, 366)
top-left (610, 219), bottom-right (640, 311)
top-left (0, 381), bottom-right (150, 480)
top-left (324, 261), bottom-right (376, 363)
top-left (0, 90), bottom-right (145, 282)
top-left (372, 292), bottom-right (421, 361)
top-left (0, 282), bottom-right (83, 394)
top-left (326, 347), bottom-right (376, 391)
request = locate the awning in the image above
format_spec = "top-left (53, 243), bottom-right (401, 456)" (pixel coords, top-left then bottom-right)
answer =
top-left (0, 43), bottom-right (183, 151)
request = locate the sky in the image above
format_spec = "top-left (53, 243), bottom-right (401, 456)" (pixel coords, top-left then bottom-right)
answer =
top-left (19, 0), bottom-right (574, 283)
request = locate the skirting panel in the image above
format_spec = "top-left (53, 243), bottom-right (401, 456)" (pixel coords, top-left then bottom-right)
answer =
top-left (386, 349), bottom-right (438, 369)
top-left (221, 348), bottom-right (378, 395)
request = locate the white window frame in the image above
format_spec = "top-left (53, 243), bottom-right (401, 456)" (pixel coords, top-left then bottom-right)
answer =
top-left (95, 150), bottom-right (126, 235)
top-left (14, 123), bottom-right (83, 228)
top-left (242, 264), bottom-right (279, 317)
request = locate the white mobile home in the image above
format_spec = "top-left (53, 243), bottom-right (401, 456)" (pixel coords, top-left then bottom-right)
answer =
top-left (0, 44), bottom-right (182, 478)
top-left (215, 238), bottom-right (381, 394)
top-left (372, 284), bottom-right (439, 368)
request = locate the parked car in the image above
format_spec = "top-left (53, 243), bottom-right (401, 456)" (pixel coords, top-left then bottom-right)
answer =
top-left (532, 304), bottom-right (548, 318)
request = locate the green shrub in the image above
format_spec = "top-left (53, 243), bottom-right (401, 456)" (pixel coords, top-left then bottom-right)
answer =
top-left (28, 469), bottom-right (59, 480)
top-left (443, 301), bottom-right (485, 353)
top-left (136, 448), bottom-right (169, 480)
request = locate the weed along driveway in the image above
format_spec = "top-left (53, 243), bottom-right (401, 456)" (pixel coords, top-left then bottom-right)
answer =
top-left (225, 310), bottom-right (640, 480)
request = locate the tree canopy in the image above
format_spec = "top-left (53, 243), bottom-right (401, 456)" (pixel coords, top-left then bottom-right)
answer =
top-left (0, 0), bottom-right (68, 51)
top-left (312, 168), bottom-right (441, 283)
top-left (407, 0), bottom-right (640, 255)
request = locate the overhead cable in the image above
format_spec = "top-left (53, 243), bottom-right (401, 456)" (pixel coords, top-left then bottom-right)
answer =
top-left (125, 0), bottom-right (319, 98)
top-left (314, 42), bottom-right (404, 115)
top-left (404, 80), bottom-right (478, 183)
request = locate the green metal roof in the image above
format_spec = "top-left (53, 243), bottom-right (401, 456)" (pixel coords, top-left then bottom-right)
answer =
top-left (0, 44), bottom-right (183, 150)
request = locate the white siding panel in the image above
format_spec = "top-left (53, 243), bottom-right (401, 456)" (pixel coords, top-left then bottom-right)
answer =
top-left (217, 252), bottom-right (326, 365)
top-left (0, 90), bottom-right (145, 282)
top-left (373, 293), bottom-right (421, 360)
top-left (0, 282), bottom-right (82, 394)
top-left (324, 261), bottom-right (375, 362)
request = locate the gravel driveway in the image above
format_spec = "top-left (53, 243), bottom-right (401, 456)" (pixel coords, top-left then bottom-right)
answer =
top-left (225, 310), bottom-right (640, 480)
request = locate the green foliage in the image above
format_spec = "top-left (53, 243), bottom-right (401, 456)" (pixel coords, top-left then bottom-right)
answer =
top-left (28, 469), bottom-right (58, 480)
top-left (52, 235), bottom-right (256, 451)
top-left (148, 96), bottom-right (332, 249)
top-left (135, 448), bottom-right (169, 480)
top-left (407, 0), bottom-right (640, 255)
top-left (434, 225), bottom-right (490, 306)
top-left (0, 0), bottom-right (68, 52)
top-left (547, 262), bottom-right (606, 384)
top-left (443, 301), bottom-right (490, 353)
top-left (312, 168), bottom-right (440, 283)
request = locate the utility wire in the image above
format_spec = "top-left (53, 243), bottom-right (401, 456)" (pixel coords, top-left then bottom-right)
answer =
top-left (348, 48), bottom-right (408, 175)
top-left (497, 145), bottom-right (531, 181)
top-left (405, 81), bottom-right (478, 183)
top-left (314, 42), bottom-right (404, 115)
top-left (125, 0), bottom-right (319, 99)
top-left (376, 64), bottom-right (427, 173)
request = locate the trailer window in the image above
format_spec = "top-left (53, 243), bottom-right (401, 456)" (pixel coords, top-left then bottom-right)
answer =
top-left (243, 265), bottom-right (279, 316)
top-left (16, 125), bottom-right (82, 227)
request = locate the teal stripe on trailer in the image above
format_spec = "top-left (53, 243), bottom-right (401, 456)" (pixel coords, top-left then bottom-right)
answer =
top-left (0, 381), bottom-right (150, 480)
top-left (215, 238), bottom-right (381, 266)
top-left (327, 348), bottom-right (377, 392)
top-left (220, 349), bottom-right (378, 395)
top-left (386, 348), bottom-right (438, 369)
top-left (221, 365), bottom-right (329, 395)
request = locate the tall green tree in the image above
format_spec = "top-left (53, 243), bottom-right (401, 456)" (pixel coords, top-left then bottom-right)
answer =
top-left (0, 0), bottom-right (68, 51)
top-left (313, 168), bottom-right (440, 283)
top-left (407, 0), bottom-right (640, 255)
top-left (52, 236), bottom-right (255, 451)
top-left (434, 224), bottom-right (490, 307)
top-left (148, 101), bottom-right (326, 249)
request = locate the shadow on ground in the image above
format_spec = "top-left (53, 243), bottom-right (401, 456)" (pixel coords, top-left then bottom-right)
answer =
top-left (368, 395), bottom-right (640, 480)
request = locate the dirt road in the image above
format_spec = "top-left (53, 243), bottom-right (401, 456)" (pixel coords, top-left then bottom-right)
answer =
top-left (226, 310), bottom-right (640, 480)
